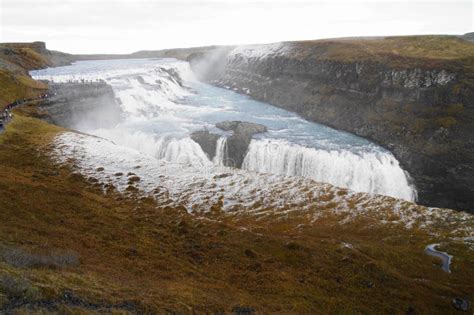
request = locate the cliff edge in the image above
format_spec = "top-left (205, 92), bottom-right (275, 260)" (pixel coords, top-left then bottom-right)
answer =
top-left (0, 41), bottom-right (74, 108)
top-left (190, 35), bottom-right (474, 212)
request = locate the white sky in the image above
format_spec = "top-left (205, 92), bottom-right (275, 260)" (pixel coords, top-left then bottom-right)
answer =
top-left (0, 0), bottom-right (472, 54)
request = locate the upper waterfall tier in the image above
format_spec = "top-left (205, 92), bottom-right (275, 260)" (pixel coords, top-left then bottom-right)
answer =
top-left (31, 58), bottom-right (416, 201)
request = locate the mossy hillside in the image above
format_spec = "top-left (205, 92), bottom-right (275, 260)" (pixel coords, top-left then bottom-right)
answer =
top-left (293, 35), bottom-right (474, 70)
top-left (0, 105), bottom-right (472, 313)
top-left (0, 43), bottom-right (51, 108)
top-left (0, 69), bottom-right (47, 107)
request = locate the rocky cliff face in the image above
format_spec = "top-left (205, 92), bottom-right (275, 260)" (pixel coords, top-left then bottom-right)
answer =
top-left (190, 36), bottom-right (474, 212)
top-left (191, 121), bottom-right (267, 167)
top-left (39, 82), bottom-right (122, 130)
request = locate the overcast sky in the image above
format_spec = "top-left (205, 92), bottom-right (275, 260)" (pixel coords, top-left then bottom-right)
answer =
top-left (0, 0), bottom-right (472, 54)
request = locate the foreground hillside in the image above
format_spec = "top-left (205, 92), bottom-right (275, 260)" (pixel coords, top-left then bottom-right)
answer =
top-left (190, 35), bottom-right (474, 212)
top-left (0, 104), bottom-right (472, 313)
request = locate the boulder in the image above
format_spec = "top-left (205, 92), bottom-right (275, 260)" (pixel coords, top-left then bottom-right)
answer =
top-left (216, 121), bottom-right (267, 168)
top-left (216, 120), bottom-right (267, 135)
top-left (190, 130), bottom-right (220, 160)
top-left (191, 121), bottom-right (268, 168)
top-left (452, 297), bottom-right (470, 311)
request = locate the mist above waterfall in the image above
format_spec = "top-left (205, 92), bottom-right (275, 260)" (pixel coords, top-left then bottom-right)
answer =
top-left (31, 58), bottom-right (417, 201)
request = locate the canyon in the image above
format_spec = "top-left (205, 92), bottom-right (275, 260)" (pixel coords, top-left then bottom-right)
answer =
top-left (188, 36), bottom-right (474, 212)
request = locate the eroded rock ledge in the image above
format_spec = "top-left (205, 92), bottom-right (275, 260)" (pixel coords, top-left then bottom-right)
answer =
top-left (191, 120), bottom-right (267, 167)
top-left (39, 82), bottom-right (122, 130)
top-left (189, 38), bottom-right (474, 212)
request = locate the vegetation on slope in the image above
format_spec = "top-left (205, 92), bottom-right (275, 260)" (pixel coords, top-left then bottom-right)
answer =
top-left (0, 42), bottom-right (73, 108)
top-left (294, 35), bottom-right (474, 70)
top-left (0, 43), bottom-right (49, 108)
top-left (0, 104), bottom-right (472, 313)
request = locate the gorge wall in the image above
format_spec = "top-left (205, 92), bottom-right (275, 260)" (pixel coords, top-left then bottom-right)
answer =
top-left (189, 36), bottom-right (474, 212)
top-left (39, 82), bottom-right (122, 130)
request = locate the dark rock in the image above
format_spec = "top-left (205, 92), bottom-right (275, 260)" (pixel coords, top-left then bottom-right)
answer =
top-left (190, 130), bottom-right (220, 160)
top-left (128, 176), bottom-right (141, 182)
top-left (191, 42), bottom-right (474, 212)
top-left (232, 306), bottom-right (256, 315)
top-left (192, 121), bottom-right (268, 168)
top-left (452, 297), bottom-right (470, 311)
top-left (244, 249), bottom-right (256, 258)
top-left (218, 120), bottom-right (267, 168)
top-left (216, 120), bottom-right (267, 134)
top-left (226, 132), bottom-right (252, 168)
top-left (213, 173), bottom-right (231, 179)
top-left (39, 81), bottom-right (122, 130)
top-left (461, 32), bottom-right (474, 42)
top-left (284, 241), bottom-right (303, 250)
top-left (247, 262), bottom-right (262, 272)
top-left (406, 306), bottom-right (416, 315)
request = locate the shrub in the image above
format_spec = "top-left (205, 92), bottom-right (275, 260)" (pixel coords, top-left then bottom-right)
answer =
top-left (0, 274), bottom-right (41, 300)
top-left (0, 246), bottom-right (80, 269)
top-left (435, 116), bottom-right (457, 128)
top-left (445, 103), bottom-right (464, 116)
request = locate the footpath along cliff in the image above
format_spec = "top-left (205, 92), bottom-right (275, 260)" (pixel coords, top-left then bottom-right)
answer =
top-left (189, 35), bottom-right (474, 212)
top-left (0, 41), bottom-right (74, 108)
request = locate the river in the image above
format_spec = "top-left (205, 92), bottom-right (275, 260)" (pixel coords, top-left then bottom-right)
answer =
top-left (31, 58), bottom-right (416, 201)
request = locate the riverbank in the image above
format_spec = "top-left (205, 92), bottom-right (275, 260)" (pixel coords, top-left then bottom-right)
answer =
top-left (189, 35), bottom-right (474, 212)
top-left (0, 106), bottom-right (473, 313)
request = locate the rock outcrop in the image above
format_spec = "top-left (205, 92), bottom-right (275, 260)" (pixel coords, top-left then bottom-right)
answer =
top-left (190, 130), bottom-right (220, 160)
top-left (216, 120), bottom-right (267, 134)
top-left (39, 82), bottom-right (122, 130)
top-left (218, 121), bottom-right (267, 168)
top-left (190, 36), bottom-right (474, 212)
top-left (191, 121), bottom-right (267, 167)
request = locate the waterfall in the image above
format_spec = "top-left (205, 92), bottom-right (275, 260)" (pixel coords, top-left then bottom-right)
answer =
top-left (92, 128), bottom-right (212, 167)
top-left (242, 139), bottom-right (416, 201)
top-left (213, 137), bottom-right (228, 166)
top-left (32, 59), bottom-right (418, 202)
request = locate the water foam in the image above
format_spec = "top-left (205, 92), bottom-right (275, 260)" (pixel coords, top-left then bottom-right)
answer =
top-left (243, 139), bottom-right (416, 201)
top-left (213, 137), bottom-right (228, 166)
top-left (32, 58), bottom-right (417, 201)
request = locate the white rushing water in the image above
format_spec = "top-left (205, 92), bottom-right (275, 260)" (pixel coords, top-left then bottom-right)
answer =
top-left (213, 137), bottom-right (228, 166)
top-left (31, 58), bottom-right (417, 201)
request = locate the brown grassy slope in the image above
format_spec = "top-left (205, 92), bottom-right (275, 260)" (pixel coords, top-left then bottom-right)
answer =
top-left (292, 35), bottom-right (474, 70)
top-left (0, 43), bottom-right (51, 108)
top-left (0, 105), bottom-right (472, 313)
top-left (0, 41), bottom-right (74, 108)
top-left (0, 69), bottom-right (47, 108)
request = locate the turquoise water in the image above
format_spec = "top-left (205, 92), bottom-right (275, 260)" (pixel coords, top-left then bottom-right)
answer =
top-left (31, 58), bottom-right (416, 200)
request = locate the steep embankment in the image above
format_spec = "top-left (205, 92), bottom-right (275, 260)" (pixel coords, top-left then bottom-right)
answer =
top-left (190, 35), bottom-right (474, 212)
top-left (0, 102), bottom-right (472, 314)
top-left (0, 41), bottom-right (74, 108)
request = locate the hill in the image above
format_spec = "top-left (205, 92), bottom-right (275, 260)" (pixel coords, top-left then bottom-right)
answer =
top-left (0, 41), bottom-right (74, 108)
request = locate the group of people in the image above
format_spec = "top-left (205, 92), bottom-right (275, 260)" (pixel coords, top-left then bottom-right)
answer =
top-left (0, 107), bottom-right (14, 129)
top-left (0, 93), bottom-right (50, 129)
top-left (56, 79), bottom-right (105, 84)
